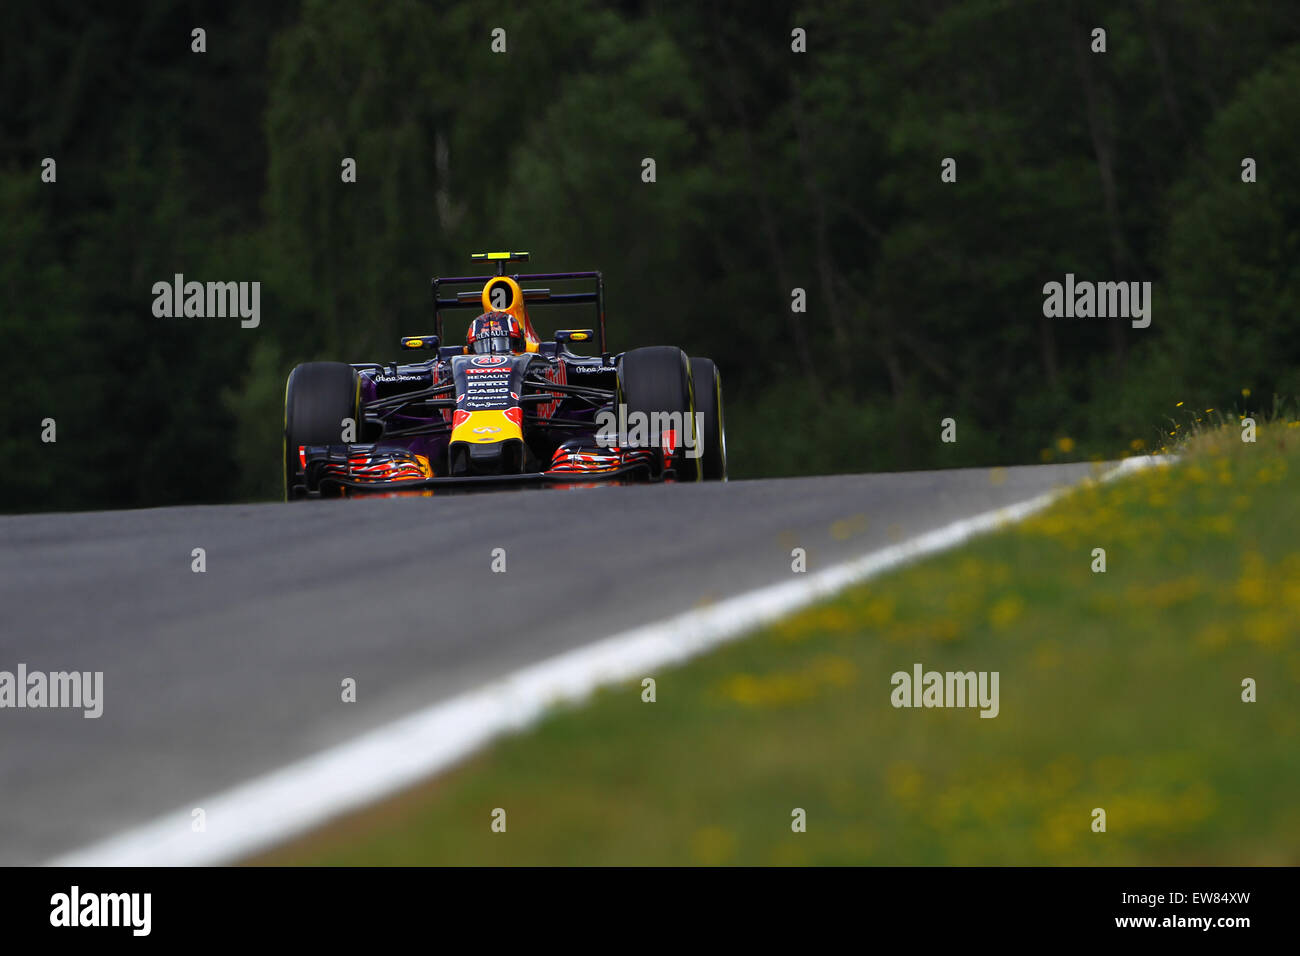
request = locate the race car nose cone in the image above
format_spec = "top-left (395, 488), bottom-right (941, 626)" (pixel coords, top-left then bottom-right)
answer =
top-left (469, 441), bottom-right (505, 464)
top-left (456, 437), bottom-right (524, 476)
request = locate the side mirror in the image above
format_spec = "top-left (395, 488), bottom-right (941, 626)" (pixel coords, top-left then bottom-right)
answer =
top-left (400, 334), bottom-right (440, 351)
top-left (555, 329), bottom-right (595, 345)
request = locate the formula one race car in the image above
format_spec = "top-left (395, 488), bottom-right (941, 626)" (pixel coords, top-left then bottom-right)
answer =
top-left (283, 252), bottom-right (726, 498)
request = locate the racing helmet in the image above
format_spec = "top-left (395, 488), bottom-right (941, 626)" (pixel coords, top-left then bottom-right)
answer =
top-left (466, 311), bottom-right (525, 355)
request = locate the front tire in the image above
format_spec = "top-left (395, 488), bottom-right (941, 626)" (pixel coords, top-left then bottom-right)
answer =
top-left (283, 361), bottom-right (360, 499)
top-left (617, 346), bottom-right (700, 481)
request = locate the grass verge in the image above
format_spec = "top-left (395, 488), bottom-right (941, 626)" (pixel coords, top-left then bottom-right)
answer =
top-left (262, 423), bottom-right (1300, 864)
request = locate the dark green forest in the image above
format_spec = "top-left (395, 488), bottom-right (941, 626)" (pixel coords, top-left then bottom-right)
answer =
top-left (4, 0), bottom-right (1300, 511)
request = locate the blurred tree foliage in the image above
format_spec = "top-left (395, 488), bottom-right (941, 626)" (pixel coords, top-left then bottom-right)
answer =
top-left (3, 0), bottom-right (1299, 509)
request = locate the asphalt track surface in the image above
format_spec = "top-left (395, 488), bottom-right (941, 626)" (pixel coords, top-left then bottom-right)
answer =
top-left (0, 462), bottom-right (1101, 865)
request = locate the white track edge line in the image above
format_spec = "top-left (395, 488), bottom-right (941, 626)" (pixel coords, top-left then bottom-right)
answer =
top-left (47, 457), bottom-right (1165, 866)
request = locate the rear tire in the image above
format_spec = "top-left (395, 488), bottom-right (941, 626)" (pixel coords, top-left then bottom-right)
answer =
top-left (284, 361), bottom-right (360, 499)
top-left (689, 357), bottom-right (727, 481)
top-left (617, 346), bottom-right (700, 481)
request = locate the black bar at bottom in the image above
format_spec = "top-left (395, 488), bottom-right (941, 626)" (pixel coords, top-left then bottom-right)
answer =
top-left (3, 866), bottom-right (1287, 943)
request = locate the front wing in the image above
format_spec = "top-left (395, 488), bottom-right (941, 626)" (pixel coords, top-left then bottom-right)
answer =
top-left (295, 443), bottom-right (662, 495)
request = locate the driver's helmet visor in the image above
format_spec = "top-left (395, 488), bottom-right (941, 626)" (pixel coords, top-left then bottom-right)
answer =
top-left (471, 332), bottom-right (518, 354)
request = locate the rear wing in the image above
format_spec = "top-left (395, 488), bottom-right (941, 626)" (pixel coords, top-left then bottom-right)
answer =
top-left (431, 253), bottom-right (607, 353)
